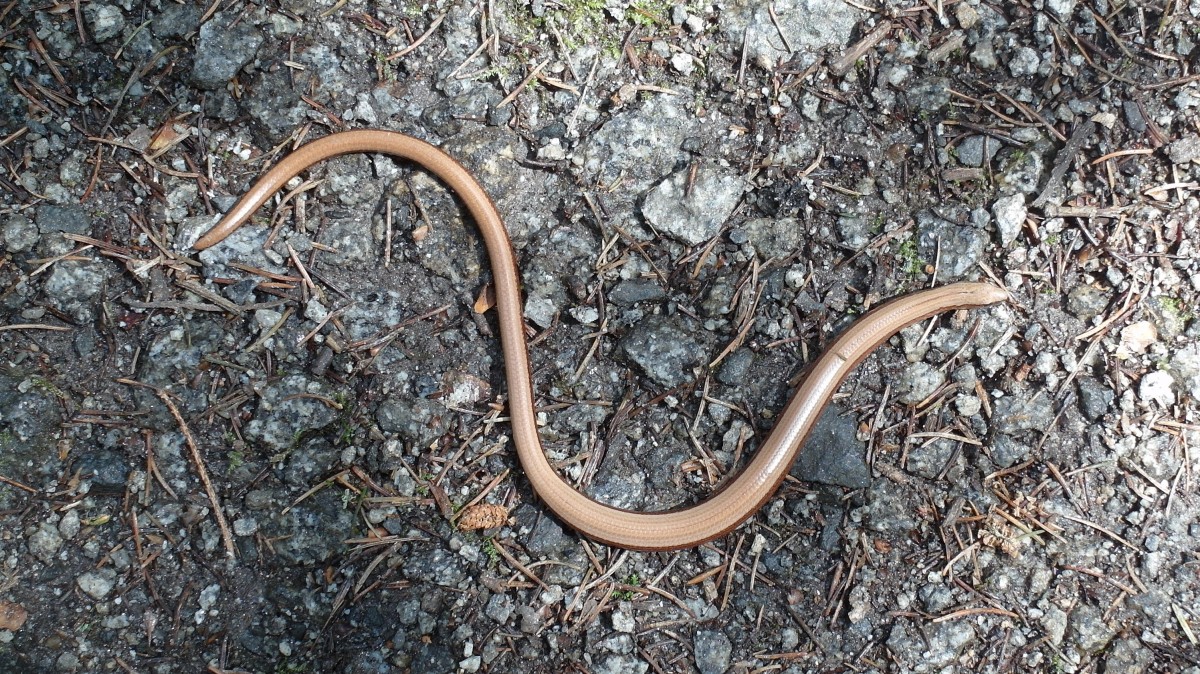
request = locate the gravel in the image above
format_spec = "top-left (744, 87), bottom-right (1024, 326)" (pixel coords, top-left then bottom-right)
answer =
top-left (991, 193), bottom-right (1027, 246)
top-left (692, 630), bottom-right (732, 674)
top-left (82, 3), bottom-right (124, 43)
top-left (642, 166), bottom-right (745, 245)
top-left (915, 209), bottom-right (988, 280)
top-left (190, 10), bottom-right (265, 90)
top-left (619, 315), bottom-right (705, 387)
top-left (76, 569), bottom-right (116, 600)
top-left (3, 1), bottom-right (1199, 672)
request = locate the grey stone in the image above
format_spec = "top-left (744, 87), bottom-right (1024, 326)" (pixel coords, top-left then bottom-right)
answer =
top-left (718, 0), bottom-right (860, 70)
top-left (56, 653), bottom-right (80, 671)
top-left (1138, 370), bottom-right (1175, 406)
top-left (83, 4), bottom-right (125, 42)
top-left (525, 515), bottom-right (572, 558)
top-left (599, 632), bottom-right (635, 654)
top-left (232, 518), bottom-right (258, 536)
top-left (642, 167), bottom-right (744, 245)
top-left (906, 78), bottom-right (952, 113)
top-left (1040, 605), bottom-right (1068, 646)
top-left (404, 546), bottom-right (468, 587)
top-left (991, 193), bottom-right (1026, 246)
top-left (997, 146), bottom-right (1045, 195)
top-left (949, 2), bottom-right (980, 28)
top-left (196, 223), bottom-right (281, 277)
top-left (1177, 82), bottom-right (1200, 109)
top-left (239, 71), bottom-right (307, 141)
top-left (908, 438), bottom-right (956, 479)
top-left (376, 396), bottom-right (449, 449)
top-left (836, 215), bottom-right (871, 249)
top-left (1008, 47), bottom-right (1041, 77)
top-left (28, 523), bottom-right (63, 562)
top-left (1145, 295), bottom-right (1188, 338)
top-left (717, 349), bottom-right (754, 386)
top-left (516, 605), bottom-right (542, 633)
top-left (612, 606), bottom-right (636, 633)
top-left (2, 214), bottom-right (38, 252)
top-left (191, 12), bottom-right (264, 90)
top-left (1068, 603), bottom-right (1114, 653)
top-left (282, 438), bottom-right (339, 487)
top-left (895, 362), bottom-right (946, 405)
top-left (1065, 285), bottom-right (1109, 320)
top-left (609, 279), bottom-right (666, 306)
top-left (592, 655), bottom-right (649, 674)
top-left (743, 217), bottom-right (804, 259)
top-left (1046, 0), bottom-right (1076, 19)
top-left (955, 393), bottom-right (982, 416)
top-left (993, 393), bottom-right (1054, 435)
top-left (58, 511), bottom-right (80, 540)
top-left (485, 594), bottom-right (513, 624)
top-left (886, 619), bottom-right (975, 670)
top-left (76, 569), bottom-right (117, 600)
top-left (619, 316), bottom-right (704, 387)
top-left (174, 214), bottom-right (221, 251)
top-left (45, 261), bottom-right (109, 322)
top-left (956, 135), bottom-right (1002, 167)
top-left (524, 293), bottom-right (558, 329)
top-left (990, 434), bottom-right (1030, 468)
top-left (243, 375), bottom-right (341, 452)
top-left (412, 643), bottom-right (455, 674)
top-left (1128, 589), bottom-right (1173, 624)
top-left (1077, 379), bottom-right (1114, 420)
top-left (2, 385), bottom-right (64, 444)
top-left (1167, 135), bottom-right (1200, 165)
top-left (222, 278), bottom-right (258, 306)
top-left (670, 53), bottom-right (695, 75)
top-left (1170, 343), bottom-right (1200, 400)
top-left (693, 630), bottom-right (732, 674)
top-left (1123, 101), bottom-right (1147, 132)
top-left (792, 404), bottom-right (870, 489)
top-left (580, 96), bottom-right (697, 192)
top-left (77, 449), bottom-right (129, 489)
top-left (701, 277), bottom-right (736, 316)
top-left (971, 37), bottom-right (999, 70)
top-left (915, 210), bottom-right (987, 280)
top-left (1103, 637), bottom-right (1152, 672)
top-left (264, 490), bottom-right (354, 565)
top-left (918, 583), bottom-right (956, 612)
top-left (866, 480), bottom-right (918, 533)
top-left (35, 204), bottom-right (91, 236)
top-left (152, 3), bottom-right (201, 37)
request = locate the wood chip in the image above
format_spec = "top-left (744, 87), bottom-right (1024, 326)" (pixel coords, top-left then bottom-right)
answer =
top-left (473, 284), bottom-right (495, 314)
top-left (1117, 320), bottom-right (1157, 358)
top-left (0, 600), bottom-right (28, 631)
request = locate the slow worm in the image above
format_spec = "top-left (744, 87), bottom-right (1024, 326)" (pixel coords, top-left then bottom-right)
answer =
top-left (194, 130), bottom-right (1009, 551)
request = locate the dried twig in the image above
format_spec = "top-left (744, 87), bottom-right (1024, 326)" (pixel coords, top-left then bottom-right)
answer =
top-left (118, 378), bottom-right (236, 558)
top-left (0, 323), bottom-right (70, 332)
top-left (386, 12), bottom-right (447, 61)
top-left (497, 59), bottom-right (550, 108)
top-left (829, 21), bottom-right (892, 76)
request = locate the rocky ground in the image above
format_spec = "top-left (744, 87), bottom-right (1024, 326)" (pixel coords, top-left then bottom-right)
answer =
top-left (2, 0), bottom-right (1200, 672)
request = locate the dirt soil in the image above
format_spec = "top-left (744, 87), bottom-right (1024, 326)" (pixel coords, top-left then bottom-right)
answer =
top-left (2, 1), bottom-right (1200, 673)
